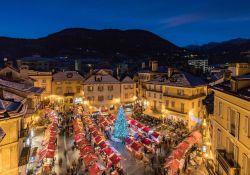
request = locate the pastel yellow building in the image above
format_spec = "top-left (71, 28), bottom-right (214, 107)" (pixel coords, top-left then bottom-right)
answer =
top-left (20, 68), bottom-right (52, 101)
top-left (144, 70), bottom-right (207, 130)
top-left (211, 74), bottom-right (250, 175)
top-left (120, 76), bottom-right (136, 104)
top-left (83, 69), bottom-right (121, 110)
top-left (52, 71), bottom-right (84, 111)
top-left (0, 88), bottom-right (28, 175)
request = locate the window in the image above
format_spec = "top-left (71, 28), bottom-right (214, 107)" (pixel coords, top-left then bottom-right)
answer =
top-left (108, 85), bottom-right (113, 91)
top-left (154, 93), bottom-right (156, 98)
top-left (56, 87), bottom-right (62, 95)
top-left (42, 79), bottom-right (46, 83)
top-left (98, 86), bottom-right (104, 91)
top-left (130, 85), bottom-right (134, 89)
top-left (107, 95), bottom-right (113, 100)
top-left (192, 102), bottom-right (195, 109)
top-left (76, 86), bottom-right (81, 93)
top-left (218, 101), bottom-right (222, 117)
top-left (159, 86), bottom-right (162, 92)
top-left (217, 129), bottom-right (222, 147)
top-left (198, 100), bottom-right (201, 107)
top-left (66, 87), bottom-right (73, 93)
top-left (159, 94), bottom-right (162, 99)
top-left (244, 116), bottom-right (250, 137)
top-left (125, 93), bottom-right (128, 99)
top-left (181, 103), bottom-right (184, 113)
top-left (95, 76), bottom-right (102, 82)
top-left (87, 96), bottom-right (94, 101)
top-left (227, 108), bottom-right (240, 138)
top-left (5, 71), bottom-right (12, 78)
top-left (70, 98), bottom-right (73, 103)
top-left (124, 85), bottom-right (128, 89)
top-left (171, 101), bottom-right (175, 108)
top-left (87, 86), bottom-right (93, 91)
top-left (98, 96), bottom-right (104, 101)
top-left (148, 92), bottom-right (151, 97)
top-left (242, 154), bottom-right (249, 175)
top-left (165, 100), bottom-right (169, 108)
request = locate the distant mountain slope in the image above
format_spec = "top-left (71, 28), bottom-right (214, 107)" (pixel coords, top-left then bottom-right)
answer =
top-left (0, 28), bottom-right (182, 63)
top-left (187, 38), bottom-right (250, 64)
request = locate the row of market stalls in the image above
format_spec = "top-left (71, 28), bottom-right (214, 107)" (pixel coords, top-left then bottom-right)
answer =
top-left (73, 118), bottom-right (105, 175)
top-left (36, 109), bottom-right (59, 174)
top-left (163, 131), bottom-right (202, 175)
top-left (73, 114), bottom-right (122, 175)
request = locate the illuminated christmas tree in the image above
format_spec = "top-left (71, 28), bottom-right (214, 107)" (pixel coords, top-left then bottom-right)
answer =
top-left (113, 106), bottom-right (128, 140)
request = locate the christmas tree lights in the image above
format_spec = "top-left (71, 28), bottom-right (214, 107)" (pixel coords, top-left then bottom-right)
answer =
top-left (113, 106), bottom-right (128, 140)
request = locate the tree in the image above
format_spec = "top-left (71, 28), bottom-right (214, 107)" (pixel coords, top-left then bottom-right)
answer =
top-left (113, 106), bottom-right (128, 139)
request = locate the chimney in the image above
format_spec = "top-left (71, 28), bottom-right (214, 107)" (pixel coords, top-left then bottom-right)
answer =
top-left (141, 62), bottom-right (145, 69)
top-left (151, 61), bottom-right (158, 72)
top-left (168, 67), bottom-right (174, 78)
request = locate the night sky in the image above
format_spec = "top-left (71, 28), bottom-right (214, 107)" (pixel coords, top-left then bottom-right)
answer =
top-left (1, 0), bottom-right (250, 46)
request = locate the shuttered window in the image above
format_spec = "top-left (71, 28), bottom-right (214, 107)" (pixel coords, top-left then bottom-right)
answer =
top-left (243, 116), bottom-right (250, 137)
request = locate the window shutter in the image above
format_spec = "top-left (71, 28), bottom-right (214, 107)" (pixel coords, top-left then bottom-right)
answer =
top-left (227, 108), bottom-right (231, 131)
top-left (226, 137), bottom-right (230, 152)
top-left (235, 112), bottom-right (240, 139)
top-left (242, 154), bottom-right (249, 175)
top-left (244, 116), bottom-right (250, 137)
top-left (215, 100), bottom-right (218, 116)
top-left (233, 145), bottom-right (238, 166)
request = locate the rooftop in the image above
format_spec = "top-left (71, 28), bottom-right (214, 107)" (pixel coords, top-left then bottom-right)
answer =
top-left (121, 76), bottom-right (134, 83)
top-left (212, 75), bottom-right (250, 101)
top-left (146, 71), bottom-right (207, 87)
top-left (53, 71), bottom-right (84, 81)
top-left (84, 73), bottom-right (120, 84)
top-left (0, 79), bottom-right (44, 94)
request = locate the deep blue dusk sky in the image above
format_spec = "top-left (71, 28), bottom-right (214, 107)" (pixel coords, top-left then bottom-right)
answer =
top-left (0, 0), bottom-right (250, 46)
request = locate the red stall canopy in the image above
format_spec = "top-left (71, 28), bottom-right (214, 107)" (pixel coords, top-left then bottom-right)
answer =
top-left (98, 141), bottom-right (107, 150)
top-left (141, 138), bottom-right (152, 145)
top-left (142, 127), bottom-right (151, 133)
top-left (103, 147), bottom-right (114, 157)
top-left (131, 142), bottom-right (141, 151)
top-left (110, 154), bottom-right (121, 165)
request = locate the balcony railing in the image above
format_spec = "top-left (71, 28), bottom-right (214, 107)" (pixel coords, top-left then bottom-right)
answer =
top-left (163, 93), bottom-right (206, 100)
top-left (216, 149), bottom-right (239, 175)
top-left (64, 92), bottom-right (75, 96)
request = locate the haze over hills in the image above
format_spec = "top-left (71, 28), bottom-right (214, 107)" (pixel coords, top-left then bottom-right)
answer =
top-left (0, 28), bottom-right (249, 65)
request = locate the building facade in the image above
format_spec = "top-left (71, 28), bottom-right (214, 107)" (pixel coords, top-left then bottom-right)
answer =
top-left (83, 70), bottom-right (136, 110)
top-left (144, 70), bottom-right (207, 130)
top-left (0, 87), bottom-right (29, 175)
top-left (51, 71), bottom-right (84, 111)
top-left (211, 75), bottom-right (250, 175)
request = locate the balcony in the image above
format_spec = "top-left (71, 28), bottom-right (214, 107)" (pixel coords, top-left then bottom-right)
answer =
top-left (216, 149), bottom-right (239, 175)
top-left (64, 92), bottom-right (75, 96)
top-left (163, 93), bottom-right (206, 100)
